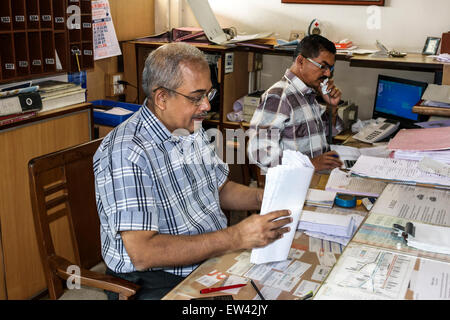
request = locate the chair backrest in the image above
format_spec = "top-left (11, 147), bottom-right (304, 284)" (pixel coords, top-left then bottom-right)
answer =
top-left (28, 138), bottom-right (103, 298)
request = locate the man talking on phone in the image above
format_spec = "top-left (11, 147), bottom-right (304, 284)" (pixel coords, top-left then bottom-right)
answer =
top-left (248, 35), bottom-right (343, 173)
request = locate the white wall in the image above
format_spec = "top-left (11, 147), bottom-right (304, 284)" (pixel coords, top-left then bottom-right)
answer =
top-left (158, 0), bottom-right (450, 119)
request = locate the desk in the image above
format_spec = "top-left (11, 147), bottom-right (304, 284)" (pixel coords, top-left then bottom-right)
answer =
top-left (162, 173), bottom-right (369, 300)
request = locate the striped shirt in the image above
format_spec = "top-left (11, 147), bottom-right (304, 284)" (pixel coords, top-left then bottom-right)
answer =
top-left (248, 69), bottom-right (342, 171)
top-left (93, 103), bottom-right (229, 276)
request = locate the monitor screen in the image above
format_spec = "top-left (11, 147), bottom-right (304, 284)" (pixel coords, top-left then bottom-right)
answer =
top-left (373, 75), bottom-right (428, 122)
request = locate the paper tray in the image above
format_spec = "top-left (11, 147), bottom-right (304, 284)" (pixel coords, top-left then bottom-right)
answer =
top-left (92, 100), bottom-right (141, 127)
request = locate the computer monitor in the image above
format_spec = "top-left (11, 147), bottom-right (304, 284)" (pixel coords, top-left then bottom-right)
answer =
top-left (373, 75), bottom-right (429, 125)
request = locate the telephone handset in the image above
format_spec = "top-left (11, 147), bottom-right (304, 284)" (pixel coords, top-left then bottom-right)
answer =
top-left (320, 78), bottom-right (331, 95)
top-left (352, 119), bottom-right (400, 144)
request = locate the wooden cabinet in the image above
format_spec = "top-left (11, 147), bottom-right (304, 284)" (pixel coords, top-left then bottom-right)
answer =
top-left (0, 0), bottom-right (93, 84)
top-left (0, 104), bottom-right (93, 299)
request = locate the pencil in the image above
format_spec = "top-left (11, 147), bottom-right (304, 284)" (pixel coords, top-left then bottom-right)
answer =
top-left (250, 279), bottom-right (265, 300)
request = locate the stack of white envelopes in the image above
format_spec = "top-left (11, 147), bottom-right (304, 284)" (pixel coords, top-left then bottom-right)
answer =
top-left (297, 211), bottom-right (359, 246)
top-left (250, 150), bottom-right (315, 265)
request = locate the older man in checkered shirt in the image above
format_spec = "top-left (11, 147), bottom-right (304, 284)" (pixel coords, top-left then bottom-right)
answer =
top-left (93, 43), bottom-right (293, 300)
top-left (248, 35), bottom-right (344, 173)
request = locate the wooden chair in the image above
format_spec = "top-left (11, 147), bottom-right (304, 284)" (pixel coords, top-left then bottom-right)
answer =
top-left (28, 139), bottom-right (139, 300)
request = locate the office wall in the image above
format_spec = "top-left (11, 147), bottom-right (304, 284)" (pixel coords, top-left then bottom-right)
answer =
top-left (175, 0), bottom-right (449, 119)
top-left (86, 0), bottom-right (155, 101)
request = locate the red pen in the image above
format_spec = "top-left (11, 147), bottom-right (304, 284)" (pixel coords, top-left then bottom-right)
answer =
top-left (200, 283), bottom-right (247, 294)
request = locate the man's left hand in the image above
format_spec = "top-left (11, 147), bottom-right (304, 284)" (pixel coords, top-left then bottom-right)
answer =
top-left (321, 79), bottom-right (342, 106)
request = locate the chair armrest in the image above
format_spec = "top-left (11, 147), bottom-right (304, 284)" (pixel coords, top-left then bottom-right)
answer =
top-left (49, 255), bottom-right (140, 300)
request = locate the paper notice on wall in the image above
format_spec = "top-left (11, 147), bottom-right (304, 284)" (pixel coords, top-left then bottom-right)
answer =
top-left (92, 0), bottom-right (122, 60)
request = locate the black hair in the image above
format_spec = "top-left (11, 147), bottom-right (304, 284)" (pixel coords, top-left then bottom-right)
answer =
top-left (293, 34), bottom-right (336, 60)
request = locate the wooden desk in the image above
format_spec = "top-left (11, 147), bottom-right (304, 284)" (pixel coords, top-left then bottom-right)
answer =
top-left (162, 173), bottom-right (368, 300)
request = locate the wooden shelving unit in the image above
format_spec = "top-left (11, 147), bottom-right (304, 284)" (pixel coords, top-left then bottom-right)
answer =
top-left (0, 0), bottom-right (93, 84)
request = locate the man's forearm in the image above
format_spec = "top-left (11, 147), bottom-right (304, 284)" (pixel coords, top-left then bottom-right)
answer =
top-left (219, 180), bottom-right (262, 211)
top-left (123, 227), bottom-right (240, 271)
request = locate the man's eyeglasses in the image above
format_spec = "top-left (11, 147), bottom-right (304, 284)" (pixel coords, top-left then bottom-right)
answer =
top-left (153, 86), bottom-right (217, 107)
top-left (305, 57), bottom-right (335, 73)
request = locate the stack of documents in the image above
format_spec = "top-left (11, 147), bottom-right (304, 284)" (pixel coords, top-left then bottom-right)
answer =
top-left (325, 168), bottom-right (387, 197)
top-left (250, 150), bottom-right (315, 265)
top-left (421, 83), bottom-right (450, 108)
top-left (388, 127), bottom-right (450, 176)
top-left (305, 189), bottom-right (336, 208)
top-left (393, 149), bottom-right (450, 164)
top-left (298, 211), bottom-right (354, 237)
top-left (350, 155), bottom-right (450, 188)
top-left (407, 223), bottom-right (450, 255)
top-left (388, 127), bottom-right (450, 152)
top-left (297, 210), bottom-right (363, 246)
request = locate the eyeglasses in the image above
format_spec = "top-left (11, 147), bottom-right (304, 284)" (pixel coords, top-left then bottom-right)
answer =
top-left (305, 57), bottom-right (335, 73)
top-left (153, 87), bottom-right (217, 107)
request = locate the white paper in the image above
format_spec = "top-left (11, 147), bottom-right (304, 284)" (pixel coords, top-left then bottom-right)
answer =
top-left (288, 248), bottom-right (305, 260)
top-left (298, 210), bottom-right (355, 238)
top-left (250, 151), bottom-right (314, 264)
top-left (351, 155), bottom-right (450, 187)
top-left (92, 0), bottom-right (122, 60)
top-left (221, 275), bottom-right (249, 295)
top-left (284, 260), bottom-right (312, 277)
top-left (309, 237), bottom-right (344, 254)
top-left (326, 168), bottom-right (387, 197)
top-left (316, 252), bottom-right (337, 267)
top-left (315, 244), bottom-right (415, 300)
top-left (305, 189), bottom-right (336, 208)
top-left (227, 259), bottom-right (254, 276)
top-left (412, 259), bottom-right (450, 300)
top-left (102, 107), bottom-right (133, 115)
top-left (371, 184), bottom-right (450, 226)
top-left (311, 265), bottom-right (331, 282)
top-left (408, 223), bottom-right (450, 255)
top-left (196, 270), bottom-right (224, 287)
top-left (262, 271), bottom-right (300, 292)
top-left (418, 157), bottom-right (450, 178)
top-left (244, 264), bottom-right (273, 281)
top-left (331, 144), bottom-right (391, 160)
top-left (252, 286), bottom-right (282, 300)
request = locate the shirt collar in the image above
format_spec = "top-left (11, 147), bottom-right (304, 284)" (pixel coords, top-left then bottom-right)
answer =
top-left (284, 69), bottom-right (316, 97)
top-left (139, 99), bottom-right (201, 145)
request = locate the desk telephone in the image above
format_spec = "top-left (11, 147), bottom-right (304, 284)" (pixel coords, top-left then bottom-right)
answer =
top-left (352, 118), bottom-right (399, 144)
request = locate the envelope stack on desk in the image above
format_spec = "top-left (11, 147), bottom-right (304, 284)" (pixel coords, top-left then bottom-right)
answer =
top-left (250, 150), bottom-right (315, 265)
top-left (297, 211), bottom-right (358, 246)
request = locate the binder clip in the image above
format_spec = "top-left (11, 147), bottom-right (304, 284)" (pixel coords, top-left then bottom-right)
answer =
top-left (391, 222), bottom-right (415, 243)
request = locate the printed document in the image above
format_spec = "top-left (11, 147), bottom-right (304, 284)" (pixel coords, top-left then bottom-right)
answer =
top-left (410, 259), bottom-right (450, 300)
top-left (371, 184), bottom-right (450, 226)
top-left (351, 155), bottom-right (450, 187)
top-left (315, 244), bottom-right (415, 300)
top-left (326, 168), bottom-right (387, 197)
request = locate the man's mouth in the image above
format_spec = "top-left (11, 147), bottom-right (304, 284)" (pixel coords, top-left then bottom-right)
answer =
top-left (192, 112), bottom-right (208, 120)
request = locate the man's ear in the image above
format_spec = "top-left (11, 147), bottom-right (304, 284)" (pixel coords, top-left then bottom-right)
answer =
top-left (295, 54), bottom-right (305, 67)
top-left (153, 88), bottom-right (168, 111)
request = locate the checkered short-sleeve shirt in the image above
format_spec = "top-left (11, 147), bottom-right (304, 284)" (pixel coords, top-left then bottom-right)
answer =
top-left (93, 104), bottom-right (229, 276)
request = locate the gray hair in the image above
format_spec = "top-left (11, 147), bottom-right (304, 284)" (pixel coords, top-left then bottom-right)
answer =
top-left (142, 42), bottom-right (209, 99)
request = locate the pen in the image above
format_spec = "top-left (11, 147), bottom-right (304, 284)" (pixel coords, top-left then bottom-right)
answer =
top-left (301, 290), bottom-right (314, 300)
top-left (200, 283), bottom-right (247, 294)
top-left (250, 279), bottom-right (265, 300)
